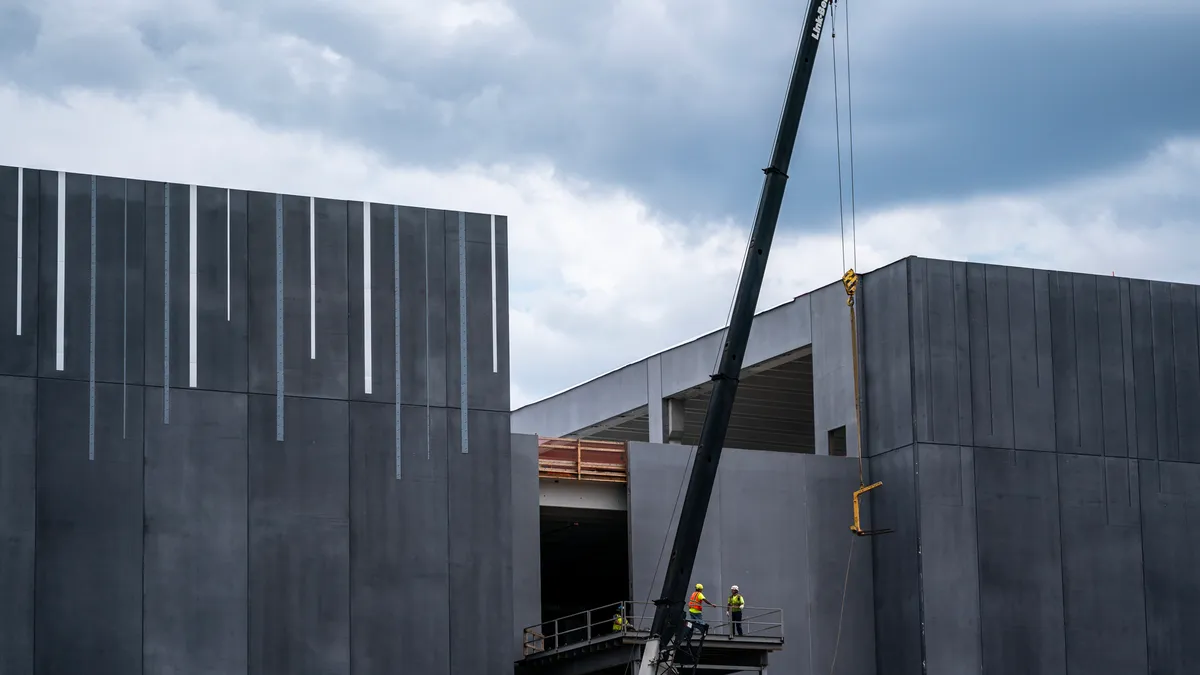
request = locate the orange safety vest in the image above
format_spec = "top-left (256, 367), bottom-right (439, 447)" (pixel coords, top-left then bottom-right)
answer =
top-left (688, 591), bottom-right (704, 613)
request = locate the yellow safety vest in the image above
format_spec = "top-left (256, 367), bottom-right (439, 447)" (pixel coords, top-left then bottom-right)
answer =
top-left (613, 614), bottom-right (625, 631)
top-left (729, 594), bottom-right (745, 610)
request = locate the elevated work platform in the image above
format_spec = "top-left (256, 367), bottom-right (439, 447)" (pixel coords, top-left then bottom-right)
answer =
top-left (517, 602), bottom-right (784, 674)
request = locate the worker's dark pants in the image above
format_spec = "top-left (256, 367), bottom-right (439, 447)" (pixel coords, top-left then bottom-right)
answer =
top-left (730, 610), bottom-right (743, 636)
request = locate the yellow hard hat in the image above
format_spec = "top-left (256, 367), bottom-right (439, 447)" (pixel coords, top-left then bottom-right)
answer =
top-left (695, 583), bottom-right (703, 590)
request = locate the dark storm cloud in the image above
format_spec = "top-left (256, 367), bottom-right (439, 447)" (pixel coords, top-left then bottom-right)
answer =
top-left (0, 0), bottom-right (1196, 233)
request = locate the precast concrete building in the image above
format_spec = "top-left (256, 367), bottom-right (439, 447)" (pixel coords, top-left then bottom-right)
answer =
top-left (512, 257), bottom-right (1200, 675)
top-left (3, 160), bottom-right (1198, 675)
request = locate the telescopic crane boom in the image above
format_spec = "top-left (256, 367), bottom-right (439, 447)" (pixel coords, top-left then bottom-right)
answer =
top-left (638, 1), bottom-right (833, 672)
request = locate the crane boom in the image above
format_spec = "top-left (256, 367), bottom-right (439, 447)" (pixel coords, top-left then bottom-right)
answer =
top-left (639, 1), bottom-right (833, 671)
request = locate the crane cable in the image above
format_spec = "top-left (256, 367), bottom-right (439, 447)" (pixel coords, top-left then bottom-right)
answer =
top-left (829, 0), bottom-right (863, 673)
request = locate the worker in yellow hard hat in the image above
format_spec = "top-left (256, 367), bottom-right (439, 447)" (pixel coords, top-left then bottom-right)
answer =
top-left (685, 582), bottom-right (717, 640)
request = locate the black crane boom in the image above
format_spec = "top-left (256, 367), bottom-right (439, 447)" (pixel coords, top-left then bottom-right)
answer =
top-left (641, 0), bottom-right (834, 668)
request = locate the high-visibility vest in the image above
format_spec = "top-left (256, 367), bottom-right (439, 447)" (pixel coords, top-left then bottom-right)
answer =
top-left (613, 614), bottom-right (625, 631)
top-left (688, 591), bottom-right (704, 613)
top-left (729, 594), bottom-right (745, 610)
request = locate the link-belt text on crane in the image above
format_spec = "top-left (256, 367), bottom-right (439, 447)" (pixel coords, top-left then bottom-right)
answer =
top-left (811, 0), bottom-right (829, 40)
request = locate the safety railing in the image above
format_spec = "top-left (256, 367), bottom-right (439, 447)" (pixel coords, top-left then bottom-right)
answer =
top-left (537, 437), bottom-right (628, 483)
top-left (522, 601), bottom-right (784, 656)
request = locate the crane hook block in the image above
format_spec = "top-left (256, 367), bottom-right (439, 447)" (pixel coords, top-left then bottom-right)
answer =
top-left (850, 481), bottom-right (893, 537)
top-left (842, 269), bottom-right (858, 306)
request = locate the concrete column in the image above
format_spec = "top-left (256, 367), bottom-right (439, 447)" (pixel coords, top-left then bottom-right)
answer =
top-left (666, 398), bottom-right (685, 444)
top-left (646, 356), bottom-right (664, 442)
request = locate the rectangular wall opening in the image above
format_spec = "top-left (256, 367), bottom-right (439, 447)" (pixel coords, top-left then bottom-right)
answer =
top-left (829, 426), bottom-right (847, 456)
top-left (539, 506), bottom-right (629, 648)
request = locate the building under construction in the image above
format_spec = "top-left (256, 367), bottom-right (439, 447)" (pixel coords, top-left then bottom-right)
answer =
top-left (513, 257), bottom-right (1200, 675)
top-left (2, 165), bottom-right (1197, 675)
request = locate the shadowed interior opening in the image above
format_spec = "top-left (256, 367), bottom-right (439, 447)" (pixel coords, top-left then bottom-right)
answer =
top-left (539, 506), bottom-right (629, 647)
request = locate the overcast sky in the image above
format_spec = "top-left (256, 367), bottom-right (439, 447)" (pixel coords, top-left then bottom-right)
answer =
top-left (2, 0), bottom-right (1199, 408)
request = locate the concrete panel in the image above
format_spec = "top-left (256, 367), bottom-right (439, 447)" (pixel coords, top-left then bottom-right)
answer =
top-left (347, 201), bottom-right (396, 403)
top-left (965, 264), bottom-right (1016, 450)
top-left (511, 433), bottom-right (542, 658)
top-left (1066, 273), bottom-right (1105, 455)
top-left (1118, 279), bottom-right (1140, 459)
top-left (248, 394), bottom-right (350, 675)
top-left (361, 205), bottom-right (445, 407)
top-left (1148, 281), bottom-right (1179, 461)
top-left (195, 186), bottom-right (249, 392)
top-left (444, 212), bottom-right (508, 414)
top-left (1008, 266), bottom-right (1056, 452)
top-left (424, 209), bottom-right (449, 408)
top-left (1171, 284), bottom-right (1200, 464)
top-left (94, 177), bottom-right (146, 386)
top-left (37, 172), bottom-right (94, 380)
top-left (143, 388), bottom-right (249, 675)
top-left (811, 281), bottom-right (858, 455)
top-left (717, 449), bottom-right (812, 672)
top-left (659, 294), bottom-right (813, 398)
top-left (0, 166), bottom-right (39, 375)
top-left (1139, 459), bottom-right (1200, 673)
top-left (284, 194), bottom-right (349, 399)
top-left (511, 362), bottom-right (649, 437)
top-left (35, 379), bottom-right (144, 675)
top-left (860, 259), bottom-right (913, 456)
top-left (466, 217), bottom-right (508, 412)
top-left (1057, 454), bottom-right (1147, 674)
top-left (246, 191), bottom-right (280, 397)
top-left (916, 443), bottom-right (982, 675)
top-left (909, 260), bottom-right (973, 446)
top-left (866, 444), bottom-right (922, 675)
top-left (626, 443), bottom-right (722, 609)
top-left (1096, 275), bottom-right (1131, 457)
top-left (0, 375), bottom-right (36, 674)
top-left (447, 408), bottom-right (514, 674)
top-left (141, 181), bottom-right (190, 390)
top-left (974, 448), bottom-right (1067, 675)
top-left (349, 403), bottom-right (450, 675)
top-left (805, 456), bottom-right (875, 675)
top-left (1127, 279), bottom-right (1158, 460)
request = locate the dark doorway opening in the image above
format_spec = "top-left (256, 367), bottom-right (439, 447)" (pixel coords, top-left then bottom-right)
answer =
top-left (539, 506), bottom-right (629, 648)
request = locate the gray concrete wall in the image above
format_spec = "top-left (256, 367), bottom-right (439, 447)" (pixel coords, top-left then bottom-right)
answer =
top-left (862, 257), bottom-right (1200, 675)
top-left (0, 164), bottom-right (513, 675)
top-left (510, 433), bottom-right (542, 659)
top-left (627, 442), bottom-right (876, 675)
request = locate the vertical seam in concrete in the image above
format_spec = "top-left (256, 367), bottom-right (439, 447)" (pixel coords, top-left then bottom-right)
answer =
top-left (55, 171), bottom-right (65, 371)
top-left (123, 180), bottom-right (128, 439)
top-left (188, 185), bottom-right (197, 388)
top-left (363, 201), bottom-right (373, 395)
top-left (163, 183), bottom-right (170, 423)
top-left (31, 376), bottom-right (39, 674)
top-left (429, 207), bottom-right (434, 458)
top-left (459, 211), bottom-right (468, 454)
top-left (226, 189), bottom-right (231, 322)
top-left (1137, 458), bottom-right (1152, 672)
top-left (15, 167), bottom-right (22, 336)
top-left (89, 175), bottom-right (96, 461)
top-left (490, 214), bottom-right (498, 374)
top-left (923, 262), bottom-right (933, 444)
top-left (1005, 269), bottom-right (1016, 449)
top-left (905, 260), bottom-right (930, 675)
top-left (1071, 277), bottom-right (1081, 451)
top-left (275, 194), bottom-right (284, 441)
top-left (982, 267), bottom-right (994, 437)
top-left (394, 205), bottom-right (402, 480)
top-left (1053, 448), bottom-right (1069, 670)
top-left (309, 196), bottom-right (316, 360)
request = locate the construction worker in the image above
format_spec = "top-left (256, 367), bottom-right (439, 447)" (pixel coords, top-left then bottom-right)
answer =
top-left (688, 583), bottom-right (718, 623)
top-left (727, 585), bottom-right (745, 636)
top-left (612, 603), bottom-right (626, 632)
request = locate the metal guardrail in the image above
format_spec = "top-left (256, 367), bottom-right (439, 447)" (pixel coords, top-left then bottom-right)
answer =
top-left (522, 601), bottom-right (784, 656)
top-left (537, 437), bottom-right (628, 483)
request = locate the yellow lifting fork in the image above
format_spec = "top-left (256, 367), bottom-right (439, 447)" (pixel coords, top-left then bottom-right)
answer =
top-left (843, 269), bottom-right (892, 537)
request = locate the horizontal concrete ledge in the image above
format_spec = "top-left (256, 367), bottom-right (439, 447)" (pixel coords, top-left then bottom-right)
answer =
top-left (540, 479), bottom-right (627, 511)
